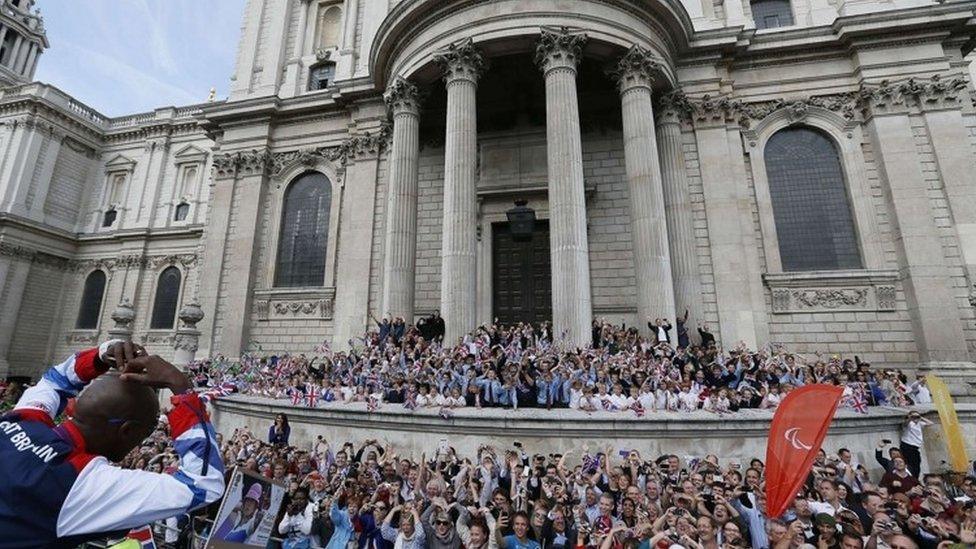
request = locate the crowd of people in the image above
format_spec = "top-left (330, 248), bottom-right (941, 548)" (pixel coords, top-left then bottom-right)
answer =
top-left (115, 409), bottom-right (976, 549)
top-left (187, 314), bottom-right (932, 416)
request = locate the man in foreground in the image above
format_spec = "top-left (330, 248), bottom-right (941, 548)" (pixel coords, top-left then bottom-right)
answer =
top-left (0, 340), bottom-right (225, 547)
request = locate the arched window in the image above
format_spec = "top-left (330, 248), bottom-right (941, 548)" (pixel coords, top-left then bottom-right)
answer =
top-left (102, 208), bottom-right (117, 227)
top-left (75, 270), bottom-right (106, 329)
top-left (764, 127), bottom-right (862, 272)
top-left (751, 0), bottom-right (794, 29)
top-left (174, 202), bottom-right (190, 221)
top-left (275, 172), bottom-right (332, 287)
top-left (150, 266), bottom-right (182, 329)
top-left (308, 61), bottom-right (336, 91)
top-left (314, 4), bottom-right (342, 51)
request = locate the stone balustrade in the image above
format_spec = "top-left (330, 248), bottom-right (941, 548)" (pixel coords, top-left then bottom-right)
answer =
top-left (211, 396), bottom-right (976, 475)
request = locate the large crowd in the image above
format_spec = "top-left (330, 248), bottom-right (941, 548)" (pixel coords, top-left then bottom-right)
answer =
top-left (186, 314), bottom-right (933, 416)
top-left (116, 410), bottom-right (976, 549)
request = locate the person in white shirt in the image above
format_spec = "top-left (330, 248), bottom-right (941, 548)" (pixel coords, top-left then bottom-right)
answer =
top-left (906, 375), bottom-right (932, 404)
top-left (807, 479), bottom-right (849, 516)
top-left (278, 487), bottom-right (314, 549)
top-left (899, 411), bottom-right (933, 477)
top-left (607, 384), bottom-right (630, 410)
top-left (577, 386), bottom-right (599, 412)
top-left (677, 382), bottom-right (699, 412)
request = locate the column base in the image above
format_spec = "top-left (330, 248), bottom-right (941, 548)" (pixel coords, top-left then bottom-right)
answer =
top-left (918, 361), bottom-right (976, 402)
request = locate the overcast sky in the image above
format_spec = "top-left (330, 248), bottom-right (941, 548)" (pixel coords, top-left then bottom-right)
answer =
top-left (35, 0), bottom-right (247, 117)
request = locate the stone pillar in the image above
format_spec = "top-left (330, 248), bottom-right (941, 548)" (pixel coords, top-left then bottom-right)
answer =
top-left (107, 298), bottom-right (135, 342)
top-left (196, 155), bottom-right (238, 357)
top-left (173, 300), bottom-right (204, 367)
top-left (656, 91), bottom-right (704, 329)
top-left (536, 27), bottom-right (593, 348)
top-left (216, 150), bottom-right (271, 358)
top-left (380, 78), bottom-right (422, 321)
top-left (610, 45), bottom-right (676, 335)
top-left (691, 98), bottom-right (766, 349)
top-left (858, 84), bottom-right (969, 365)
top-left (436, 39), bottom-right (484, 344)
top-left (0, 254), bottom-right (30, 377)
top-left (334, 121), bottom-right (386, 350)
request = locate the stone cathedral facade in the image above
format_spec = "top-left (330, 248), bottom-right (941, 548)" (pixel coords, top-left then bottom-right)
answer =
top-left (1, 0), bottom-right (976, 393)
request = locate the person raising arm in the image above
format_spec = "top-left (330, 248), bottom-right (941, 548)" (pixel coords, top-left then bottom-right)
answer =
top-left (0, 341), bottom-right (225, 547)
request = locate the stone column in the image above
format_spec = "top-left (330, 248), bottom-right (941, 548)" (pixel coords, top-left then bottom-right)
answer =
top-left (611, 45), bottom-right (676, 335)
top-left (436, 39), bottom-right (484, 344)
top-left (196, 154), bottom-right (238, 357)
top-left (656, 91), bottom-right (704, 329)
top-left (380, 78), bottom-right (422, 321)
top-left (536, 27), bottom-right (593, 347)
top-left (173, 299), bottom-right (204, 367)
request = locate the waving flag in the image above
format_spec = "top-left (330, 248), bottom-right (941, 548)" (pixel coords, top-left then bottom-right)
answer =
top-left (290, 388), bottom-right (302, 407)
top-left (927, 374), bottom-right (970, 472)
top-left (630, 401), bottom-right (645, 418)
top-left (765, 384), bottom-right (844, 518)
top-left (367, 395), bottom-right (379, 412)
top-left (305, 389), bottom-right (319, 408)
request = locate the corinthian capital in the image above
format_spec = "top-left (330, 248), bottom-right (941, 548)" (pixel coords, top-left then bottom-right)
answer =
top-left (610, 45), bottom-right (663, 94)
top-left (384, 77), bottom-right (423, 117)
top-left (535, 26), bottom-right (587, 74)
top-left (434, 38), bottom-right (486, 85)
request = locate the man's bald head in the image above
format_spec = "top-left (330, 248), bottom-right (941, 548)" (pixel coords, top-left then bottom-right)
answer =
top-left (73, 373), bottom-right (160, 462)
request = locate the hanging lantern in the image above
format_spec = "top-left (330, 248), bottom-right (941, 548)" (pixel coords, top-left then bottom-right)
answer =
top-left (506, 199), bottom-right (536, 242)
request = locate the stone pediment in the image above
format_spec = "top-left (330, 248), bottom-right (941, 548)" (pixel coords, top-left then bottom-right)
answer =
top-left (173, 144), bottom-right (209, 164)
top-left (104, 153), bottom-right (136, 172)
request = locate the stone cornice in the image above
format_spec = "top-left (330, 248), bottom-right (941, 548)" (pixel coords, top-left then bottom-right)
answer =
top-left (0, 239), bottom-right (199, 273)
top-left (661, 73), bottom-right (971, 129)
top-left (266, 126), bottom-right (393, 178)
top-left (434, 38), bottom-right (487, 85)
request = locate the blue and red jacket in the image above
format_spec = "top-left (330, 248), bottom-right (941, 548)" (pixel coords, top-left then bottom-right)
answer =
top-left (0, 342), bottom-right (225, 548)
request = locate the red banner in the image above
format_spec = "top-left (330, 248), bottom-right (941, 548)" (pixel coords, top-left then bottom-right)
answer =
top-left (765, 384), bottom-right (844, 518)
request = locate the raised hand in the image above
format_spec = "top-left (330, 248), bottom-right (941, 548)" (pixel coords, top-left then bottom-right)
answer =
top-left (119, 355), bottom-right (192, 393)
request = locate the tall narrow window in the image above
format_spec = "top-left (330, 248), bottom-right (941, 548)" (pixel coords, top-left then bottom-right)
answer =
top-left (764, 127), bottom-right (862, 272)
top-left (275, 172), bottom-right (332, 287)
top-left (180, 166), bottom-right (198, 197)
top-left (75, 270), bottom-right (106, 329)
top-left (109, 173), bottom-right (126, 204)
top-left (102, 208), bottom-right (117, 227)
top-left (751, 0), bottom-right (794, 29)
top-left (314, 4), bottom-right (342, 51)
top-left (308, 61), bottom-right (336, 91)
top-left (1, 32), bottom-right (16, 66)
top-left (174, 202), bottom-right (190, 221)
top-left (150, 266), bottom-right (182, 329)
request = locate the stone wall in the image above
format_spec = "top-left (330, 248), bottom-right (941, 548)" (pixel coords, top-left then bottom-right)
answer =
top-left (212, 396), bottom-right (976, 478)
top-left (8, 262), bottom-right (68, 375)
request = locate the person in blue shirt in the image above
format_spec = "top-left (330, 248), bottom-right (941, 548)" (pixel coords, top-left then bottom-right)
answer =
top-left (495, 511), bottom-right (541, 549)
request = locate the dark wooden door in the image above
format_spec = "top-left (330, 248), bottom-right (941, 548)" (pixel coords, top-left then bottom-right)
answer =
top-left (492, 221), bottom-right (552, 324)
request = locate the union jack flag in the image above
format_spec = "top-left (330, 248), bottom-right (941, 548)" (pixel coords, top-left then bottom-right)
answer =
top-left (367, 395), bottom-right (379, 412)
top-left (848, 388), bottom-right (868, 414)
top-left (631, 401), bottom-right (645, 418)
top-left (291, 388), bottom-right (302, 407)
top-left (601, 399), bottom-right (616, 412)
top-left (404, 390), bottom-right (417, 411)
top-left (306, 389), bottom-right (319, 408)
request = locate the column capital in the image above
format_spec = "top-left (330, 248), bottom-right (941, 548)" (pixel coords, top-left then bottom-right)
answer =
top-left (535, 26), bottom-right (587, 75)
top-left (610, 44), bottom-right (663, 94)
top-left (434, 38), bottom-right (486, 85)
top-left (655, 89), bottom-right (693, 125)
top-left (385, 77), bottom-right (423, 117)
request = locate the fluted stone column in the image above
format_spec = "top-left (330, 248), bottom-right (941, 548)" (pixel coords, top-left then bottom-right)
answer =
top-left (381, 78), bottom-right (422, 320)
top-left (656, 90), bottom-right (703, 327)
top-left (436, 39), bottom-right (484, 344)
top-left (611, 46), bottom-right (676, 334)
top-left (536, 28), bottom-right (592, 347)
